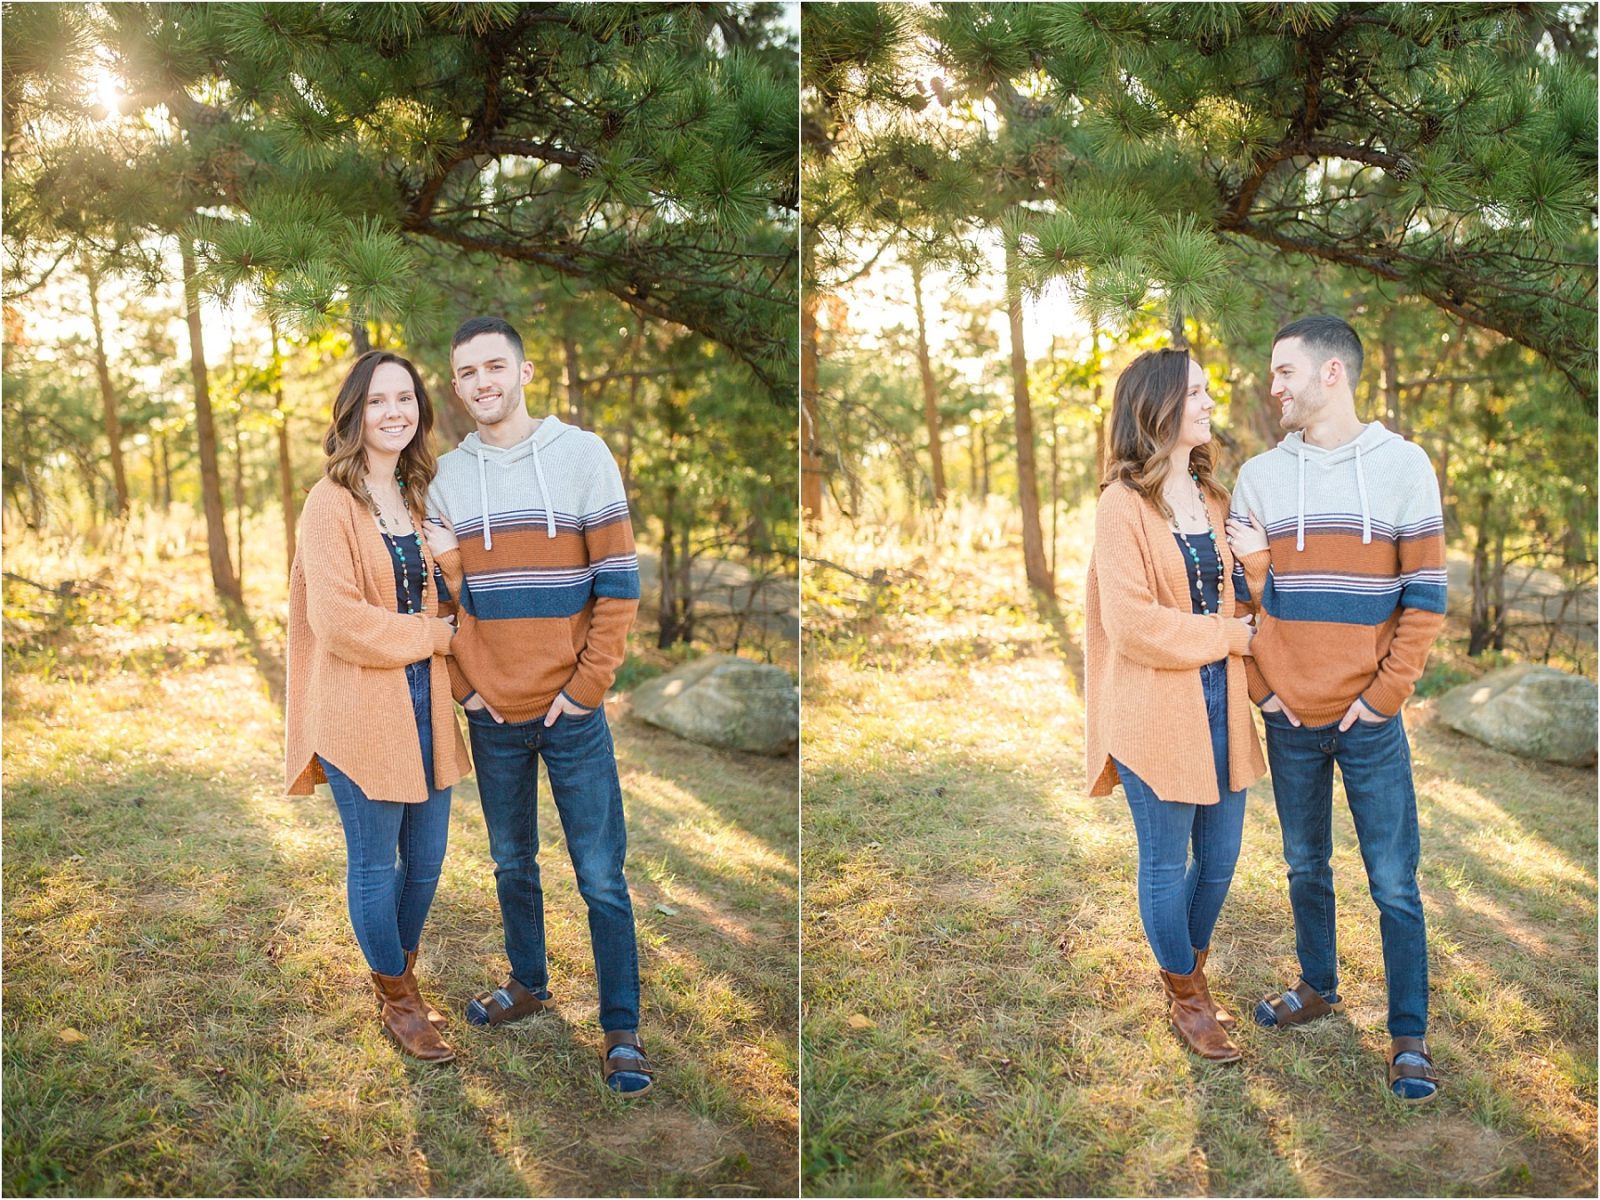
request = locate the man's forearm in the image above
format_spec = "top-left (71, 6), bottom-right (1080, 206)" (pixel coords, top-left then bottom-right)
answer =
top-left (563, 596), bottom-right (639, 709)
top-left (1362, 606), bottom-right (1446, 717)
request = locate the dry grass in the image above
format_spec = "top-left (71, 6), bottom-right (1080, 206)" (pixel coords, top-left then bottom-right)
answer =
top-left (801, 498), bottom-right (1597, 1198)
top-left (2, 508), bottom-right (798, 1197)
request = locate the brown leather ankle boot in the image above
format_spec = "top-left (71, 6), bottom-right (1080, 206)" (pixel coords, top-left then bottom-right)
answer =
top-left (369, 951), bottom-right (448, 1031)
top-left (372, 969), bottom-right (456, 1063)
top-left (405, 950), bottom-right (448, 1031)
top-left (1193, 947), bottom-right (1237, 1029)
top-left (1159, 960), bottom-right (1241, 1063)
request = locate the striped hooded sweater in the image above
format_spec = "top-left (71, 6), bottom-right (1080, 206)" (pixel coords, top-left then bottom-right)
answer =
top-left (426, 416), bottom-right (640, 722)
top-left (1229, 422), bottom-right (1446, 726)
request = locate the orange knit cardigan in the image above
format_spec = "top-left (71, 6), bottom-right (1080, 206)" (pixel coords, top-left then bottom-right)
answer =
top-left (1084, 481), bottom-right (1267, 806)
top-left (284, 477), bottom-right (470, 802)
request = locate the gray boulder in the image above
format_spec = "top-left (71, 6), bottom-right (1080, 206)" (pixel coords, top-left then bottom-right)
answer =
top-left (1436, 664), bottom-right (1598, 767)
top-left (630, 654), bottom-right (798, 756)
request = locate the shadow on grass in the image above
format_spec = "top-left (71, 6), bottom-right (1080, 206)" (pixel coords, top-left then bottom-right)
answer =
top-left (4, 699), bottom-right (797, 1196)
top-left (221, 596), bottom-right (286, 711)
top-left (4, 754), bottom-right (537, 1195)
top-left (1032, 591), bottom-right (1086, 698)
top-left (802, 721), bottom-right (1597, 1197)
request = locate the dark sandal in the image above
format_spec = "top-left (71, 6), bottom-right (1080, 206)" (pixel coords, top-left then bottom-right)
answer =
top-left (1388, 1036), bottom-right (1440, 1104)
top-left (1254, 978), bottom-right (1345, 1028)
top-left (601, 1030), bottom-right (655, 1097)
top-left (464, 978), bottom-right (554, 1027)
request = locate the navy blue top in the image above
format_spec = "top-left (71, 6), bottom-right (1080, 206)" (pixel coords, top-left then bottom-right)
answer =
top-left (381, 531), bottom-right (426, 614)
top-left (1173, 531), bottom-right (1222, 615)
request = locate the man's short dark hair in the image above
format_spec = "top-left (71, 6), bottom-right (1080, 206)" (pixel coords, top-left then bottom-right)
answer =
top-left (451, 316), bottom-right (524, 361)
top-left (1273, 314), bottom-right (1363, 387)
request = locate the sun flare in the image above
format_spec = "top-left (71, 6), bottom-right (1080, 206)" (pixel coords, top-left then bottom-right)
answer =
top-left (92, 66), bottom-right (121, 118)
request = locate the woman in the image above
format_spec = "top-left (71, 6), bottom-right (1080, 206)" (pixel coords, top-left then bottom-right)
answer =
top-left (284, 350), bottom-right (468, 1063)
top-left (1083, 347), bottom-right (1267, 1063)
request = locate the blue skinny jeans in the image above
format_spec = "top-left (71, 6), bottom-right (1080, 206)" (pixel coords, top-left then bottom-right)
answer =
top-left (318, 659), bottom-right (451, 977)
top-left (1114, 659), bottom-right (1248, 975)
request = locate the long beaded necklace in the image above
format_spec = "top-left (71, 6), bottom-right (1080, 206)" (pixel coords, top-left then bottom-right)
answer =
top-left (1170, 468), bottom-right (1221, 615)
top-left (364, 470), bottom-right (427, 615)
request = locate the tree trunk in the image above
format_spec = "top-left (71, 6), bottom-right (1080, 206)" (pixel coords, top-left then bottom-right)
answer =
top-left (233, 405), bottom-right (245, 593)
top-left (179, 238), bottom-right (241, 602)
top-left (1005, 242), bottom-right (1053, 597)
top-left (270, 315), bottom-right (297, 578)
top-left (618, 319), bottom-right (644, 492)
top-left (911, 261), bottom-right (946, 506)
top-left (657, 513), bottom-right (677, 648)
top-left (1467, 492), bottom-right (1492, 656)
top-left (1091, 317), bottom-right (1106, 482)
top-left (84, 263), bottom-right (130, 516)
top-left (19, 459), bottom-right (44, 529)
top-left (1438, 373), bottom-right (1462, 517)
top-left (1049, 401), bottom-right (1060, 582)
top-left (1382, 338), bottom-right (1401, 434)
top-left (563, 335), bottom-right (583, 427)
top-left (351, 317), bottom-right (371, 356)
top-left (656, 503), bottom-right (694, 648)
top-left (674, 541), bottom-right (695, 647)
top-left (159, 431), bottom-right (172, 507)
top-left (800, 291), bottom-right (824, 523)
top-left (1490, 527), bottom-right (1507, 651)
top-left (977, 421), bottom-right (989, 497)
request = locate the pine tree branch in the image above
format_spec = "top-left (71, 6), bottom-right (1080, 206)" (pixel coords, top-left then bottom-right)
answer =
top-left (1302, 138), bottom-right (1407, 174)
top-left (1226, 146), bottom-right (1300, 224)
top-left (411, 149), bottom-right (486, 223)
top-left (479, 137), bottom-right (590, 171)
top-left (1220, 218), bottom-right (1593, 400)
top-left (412, 38), bottom-right (516, 222)
top-left (1, 244), bottom-right (73, 301)
top-left (402, 215), bottom-right (787, 392)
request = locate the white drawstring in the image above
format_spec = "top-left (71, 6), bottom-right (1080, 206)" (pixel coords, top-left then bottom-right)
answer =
top-left (476, 450), bottom-right (493, 550)
top-left (530, 439), bottom-right (556, 538)
top-left (1295, 445), bottom-right (1307, 552)
top-left (1354, 443), bottom-right (1372, 544)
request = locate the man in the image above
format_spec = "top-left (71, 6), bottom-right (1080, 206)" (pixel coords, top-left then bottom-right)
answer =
top-left (426, 316), bottom-right (652, 1096)
top-left (1225, 314), bottom-right (1447, 1103)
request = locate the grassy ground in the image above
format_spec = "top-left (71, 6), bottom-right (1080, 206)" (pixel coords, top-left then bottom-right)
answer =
top-left (2, 511), bottom-right (798, 1197)
top-left (801, 499), bottom-right (1597, 1198)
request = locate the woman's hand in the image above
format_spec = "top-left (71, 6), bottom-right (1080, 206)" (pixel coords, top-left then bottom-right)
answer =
top-left (433, 616), bottom-right (455, 653)
top-left (1225, 512), bottom-right (1269, 556)
top-left (423, 518), bottom-right (459, 557)
top-left (1233, 614), bottom-right (1255, 654)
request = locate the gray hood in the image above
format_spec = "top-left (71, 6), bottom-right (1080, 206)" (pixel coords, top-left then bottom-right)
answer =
top-left (456, 416), bottom-right (577, 548)
top-left (1270, 422), bottom-right (1401, 551)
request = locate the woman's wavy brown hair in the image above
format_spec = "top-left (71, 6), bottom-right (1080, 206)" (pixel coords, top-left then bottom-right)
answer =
top-left (322, 350), bottom-right (437, 525)
top-left (1101, 347), bottom-right (1226, 521)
